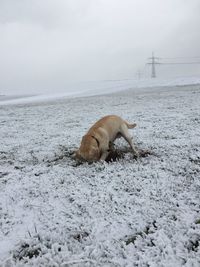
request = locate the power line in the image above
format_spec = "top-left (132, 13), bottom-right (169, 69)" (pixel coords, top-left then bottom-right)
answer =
top-left (159, 62), bottom-right (200, 65)
top-left (146, 53), bottom-right (200, 78)
top-left (162, 56), bottom-right (200, 60)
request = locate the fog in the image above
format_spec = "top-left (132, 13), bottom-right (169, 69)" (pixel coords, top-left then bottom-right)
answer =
top-left (0, 0), bottom-right (200, 94)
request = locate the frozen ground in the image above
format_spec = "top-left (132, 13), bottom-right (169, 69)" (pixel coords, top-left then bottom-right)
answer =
top-left (0, 84), bottom-right (200, 266)
top-left (1, 76), bottom-right (200, 106)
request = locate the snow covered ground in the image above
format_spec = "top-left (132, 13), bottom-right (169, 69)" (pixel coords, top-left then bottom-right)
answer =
top-left (0, 83), bottom-right (200, 266)
top-left (1, 76), bottom-right (200, 106)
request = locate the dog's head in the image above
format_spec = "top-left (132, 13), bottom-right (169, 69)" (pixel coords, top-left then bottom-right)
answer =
top-left (75, 135), bottom-right (100, 162)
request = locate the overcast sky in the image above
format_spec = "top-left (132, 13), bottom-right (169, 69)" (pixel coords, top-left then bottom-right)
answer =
top-left (0, 0), bottom-right (200, 94)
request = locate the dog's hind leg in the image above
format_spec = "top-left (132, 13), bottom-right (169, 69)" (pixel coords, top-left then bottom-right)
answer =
top-left (120, 125), bottom-right (139, 157)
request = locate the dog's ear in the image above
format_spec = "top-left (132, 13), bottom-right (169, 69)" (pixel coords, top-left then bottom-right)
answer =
top-left (95, 147), bottom-right (101, 161)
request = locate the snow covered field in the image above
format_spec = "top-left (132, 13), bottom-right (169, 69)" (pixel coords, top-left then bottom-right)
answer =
top-left (0, 84), bottom-right (200, 266)
top-left (1, 76), bottom-right (200, 106)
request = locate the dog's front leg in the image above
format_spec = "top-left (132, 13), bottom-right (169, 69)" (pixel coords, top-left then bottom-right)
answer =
top-left (109, 141), bottom-right (115, 151)
top-left (100, 149), bottom-right (110, 161)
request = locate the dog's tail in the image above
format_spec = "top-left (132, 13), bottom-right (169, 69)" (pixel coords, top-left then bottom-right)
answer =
top-left (124, 121), bottom-right (137, 129)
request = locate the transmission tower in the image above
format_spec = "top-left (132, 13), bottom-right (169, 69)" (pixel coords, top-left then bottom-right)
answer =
top-left (147, 52), bottom-right (160, 78)
top-left (136, 70), bottom-right (143, 80)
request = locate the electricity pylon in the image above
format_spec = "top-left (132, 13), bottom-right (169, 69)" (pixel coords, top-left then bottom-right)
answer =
top-left (147, 52), bottom-right (160, 78)
top-left (136, 70), bottom-right (143, 80)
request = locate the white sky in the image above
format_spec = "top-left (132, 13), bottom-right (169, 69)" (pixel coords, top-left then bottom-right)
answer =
top-left (0, 0), bottom-right (200, 94)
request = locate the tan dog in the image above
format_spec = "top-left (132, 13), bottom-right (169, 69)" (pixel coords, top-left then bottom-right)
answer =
top-left (76, 115), bottom-right (138, 162)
